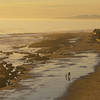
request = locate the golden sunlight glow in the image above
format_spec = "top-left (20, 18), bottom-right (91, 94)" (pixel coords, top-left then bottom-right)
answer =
top-left (0, 0), bottom-right (100, 19)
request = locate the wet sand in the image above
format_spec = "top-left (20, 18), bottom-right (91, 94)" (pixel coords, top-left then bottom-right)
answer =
top-left (0, 32), bottom-right (100, 100)
top-left (30, 32), bottom-right (100, 100)
top-left (58, 64), bottom-right (100, 100)
top-left (31, 32), bottom-right (100, 100)
top-left (0, 33), bottom-right (45, 90)
top-left (54, 33), bottom-right (100, 100)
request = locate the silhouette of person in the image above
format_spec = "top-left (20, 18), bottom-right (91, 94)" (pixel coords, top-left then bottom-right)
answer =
top-left (65, 72), bottom-right (71, 81)
top-left (68, 72), bottom-right (71, 81)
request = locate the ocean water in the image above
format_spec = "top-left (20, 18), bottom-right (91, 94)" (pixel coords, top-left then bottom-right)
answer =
top-left (0, 19), bottom-right (100, 34)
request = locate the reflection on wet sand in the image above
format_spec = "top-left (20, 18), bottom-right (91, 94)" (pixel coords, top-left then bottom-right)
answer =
top-left (0, 52), bottom-right (99, 100)
top-left (0, 33), bottom-right (44, 89)
top-left (0, 32), bottom-right (100, 100)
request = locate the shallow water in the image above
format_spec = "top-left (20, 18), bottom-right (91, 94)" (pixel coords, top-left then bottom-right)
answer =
top-left (0, 52), bottom-right (99, 100)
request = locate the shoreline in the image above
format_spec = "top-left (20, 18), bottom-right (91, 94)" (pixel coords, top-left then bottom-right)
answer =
top-left (55, 33), bottom-right (100, 100)
top-left (58, 62), bottom-right (100, 100)
top-left (26, 32), bottom-right (100, 100)
top-left (0, 32), bottom-right (83, 90)
top-left (57, 61), bottom-right (100, 100)
top-left (0, 32), bottom-right (100, 100)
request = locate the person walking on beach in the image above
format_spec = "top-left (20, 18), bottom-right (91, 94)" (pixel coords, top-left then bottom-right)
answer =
top-left (65, 72), bottom-right (71, 81)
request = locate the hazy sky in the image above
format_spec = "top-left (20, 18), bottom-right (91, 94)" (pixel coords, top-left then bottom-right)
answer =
top-left (0, 0), bottom-right (100, 19)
